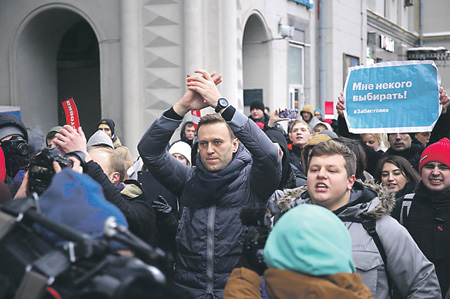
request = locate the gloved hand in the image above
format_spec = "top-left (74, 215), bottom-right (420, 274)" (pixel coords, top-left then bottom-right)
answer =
top-left (152, 196), bottom-right (178, 230)
top-left (152, 195), bottom-right (172, 214)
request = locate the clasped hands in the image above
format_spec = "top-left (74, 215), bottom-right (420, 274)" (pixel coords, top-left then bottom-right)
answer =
top-left (174, 69), bottom-right (223, 116)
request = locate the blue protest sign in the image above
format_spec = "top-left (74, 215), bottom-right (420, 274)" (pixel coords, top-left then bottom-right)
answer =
top-left (344, 60), bottom-right (441, 133)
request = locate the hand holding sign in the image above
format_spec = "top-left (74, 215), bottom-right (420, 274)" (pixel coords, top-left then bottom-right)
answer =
top-left (336, 92), bottom-right (345, 117)
top-left (439, 87), bottom-right (450, 112)
top-left (53, 125), bottom-right (87, 156)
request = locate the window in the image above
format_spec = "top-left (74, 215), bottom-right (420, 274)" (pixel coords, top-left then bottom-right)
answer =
top-left (289, 44), bottom-right (305, 110)
top-left (343, 54), bottom-right (360, 87)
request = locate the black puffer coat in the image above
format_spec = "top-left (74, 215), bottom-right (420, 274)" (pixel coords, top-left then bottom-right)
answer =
top-left (138, 106), bottom-right (281, 298)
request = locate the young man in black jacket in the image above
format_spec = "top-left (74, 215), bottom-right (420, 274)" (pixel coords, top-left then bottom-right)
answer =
top-left (396, 138), bottom-right (450, 298)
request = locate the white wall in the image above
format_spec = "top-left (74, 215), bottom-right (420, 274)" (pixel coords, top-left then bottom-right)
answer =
top-left (328, 0), bottom-right (366, 105)
top-left (422, 0), bottom-right (450, 89)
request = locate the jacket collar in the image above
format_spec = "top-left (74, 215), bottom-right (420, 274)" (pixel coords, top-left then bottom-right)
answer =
top-left (277, 180), bottom-right (395, 220)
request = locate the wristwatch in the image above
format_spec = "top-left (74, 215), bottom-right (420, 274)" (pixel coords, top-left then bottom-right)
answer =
top-left (215, 98), bottom-right (229, 113)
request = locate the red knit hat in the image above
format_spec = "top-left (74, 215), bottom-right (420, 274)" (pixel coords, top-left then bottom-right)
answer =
top-left (0, 146), bottom-right (5, 182)
top-left (419, 138), bottom-right (450, 173)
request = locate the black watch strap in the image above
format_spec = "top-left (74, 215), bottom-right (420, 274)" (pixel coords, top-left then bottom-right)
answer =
top-left (215, 98), bottom-right (229, 113)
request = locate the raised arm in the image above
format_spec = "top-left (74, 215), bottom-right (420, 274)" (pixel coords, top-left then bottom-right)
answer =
top-left (429, 87), bottom-right (450, 145)
top-left (336, 92), bottom-right (359, 139)
top-left (138, 71), bottom-right (222, 197)
top-left (187, 69), bottom-right (281, 201)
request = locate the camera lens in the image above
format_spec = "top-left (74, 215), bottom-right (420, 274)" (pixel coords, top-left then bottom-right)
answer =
top-left (17, 143), bottom-right (29, 156)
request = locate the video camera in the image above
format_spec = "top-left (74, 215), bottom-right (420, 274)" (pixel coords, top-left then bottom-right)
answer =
top-left (0, 196), bottom-right (186, 299)
top-left (239, 206), bottom-right (272, 275)
top-left (0, 135), bottom-right (29, 178)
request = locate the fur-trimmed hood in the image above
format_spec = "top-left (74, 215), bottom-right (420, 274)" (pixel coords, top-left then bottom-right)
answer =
top-left (270, 180), bottom-right (395, 221)
top-left (337, 180), bottom-right (396, 220)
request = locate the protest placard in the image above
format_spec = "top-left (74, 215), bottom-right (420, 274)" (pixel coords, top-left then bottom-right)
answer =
top-left (344, 60), bottom-right (441, 133)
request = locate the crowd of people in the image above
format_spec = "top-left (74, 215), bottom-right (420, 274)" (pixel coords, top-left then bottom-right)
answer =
top-left (0, 68), bottom-right (450, 298)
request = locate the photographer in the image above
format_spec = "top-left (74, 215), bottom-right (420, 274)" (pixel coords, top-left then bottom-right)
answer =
top-left (0, 114), bottom-right (29, 197)
top-left (53, 125), bottom-right (158, 247)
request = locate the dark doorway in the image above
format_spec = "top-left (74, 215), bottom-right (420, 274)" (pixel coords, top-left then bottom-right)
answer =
top-left (57, 21), bottom-right (101, 137)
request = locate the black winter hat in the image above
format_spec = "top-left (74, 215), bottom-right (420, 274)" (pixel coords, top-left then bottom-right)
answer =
top-left (250, 100), bottom-right (265, 112)
top-left (0, 114), bottom-right (28, 141)
top-left (98, 118), bottom-right (116, 139)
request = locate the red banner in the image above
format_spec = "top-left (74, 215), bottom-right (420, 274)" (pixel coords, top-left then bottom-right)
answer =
top-left (191, 110), bottom-right (201, 130)
top-left (62, 98), bottom-right (80, 129)
top-left (324, 101), bottom-right (334, 124)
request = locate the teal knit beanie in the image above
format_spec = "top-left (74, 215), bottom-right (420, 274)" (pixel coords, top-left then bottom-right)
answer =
top-left (264, 204), bottom-right (355, 276)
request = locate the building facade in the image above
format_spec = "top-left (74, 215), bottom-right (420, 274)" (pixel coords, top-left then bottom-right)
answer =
top-left (0, 0), bottom-right (446, 157)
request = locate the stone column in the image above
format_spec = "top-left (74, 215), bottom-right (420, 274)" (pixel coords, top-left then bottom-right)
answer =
top-left (121, 0), bottom-right (141, 158)
top-left (184, 0), bottom-right (205, 77)
top-left (219, 0), bottom-right (238, 107)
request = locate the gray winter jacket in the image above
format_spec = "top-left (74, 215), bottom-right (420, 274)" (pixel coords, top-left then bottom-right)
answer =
top-left (138, 106), bottom-right (281, 298)
top-left (268, 181), bottom-right (441, 299)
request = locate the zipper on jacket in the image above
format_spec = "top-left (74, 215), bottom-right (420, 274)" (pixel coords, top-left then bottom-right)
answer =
top-left (206, 205), bottom-right (216, 294)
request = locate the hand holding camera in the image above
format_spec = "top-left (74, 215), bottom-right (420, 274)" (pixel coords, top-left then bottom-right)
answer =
top-left (268, 107), bottom-right (298, 127)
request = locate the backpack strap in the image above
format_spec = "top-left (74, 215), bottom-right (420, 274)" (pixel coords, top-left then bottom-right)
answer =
top-left (361, 218), bottom-right (394, 296)
top-left (399, 193), bottom-right (414, 225)
top-left (340, 215), bottom-right (394, 295)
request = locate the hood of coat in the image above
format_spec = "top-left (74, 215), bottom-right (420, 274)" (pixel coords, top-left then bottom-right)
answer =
top-left (336, 180), bottom-right (395, 220)
top-left (180, 121), bottom-right (194, 143)
top-left (276, 180), bottom-right (395, 220)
